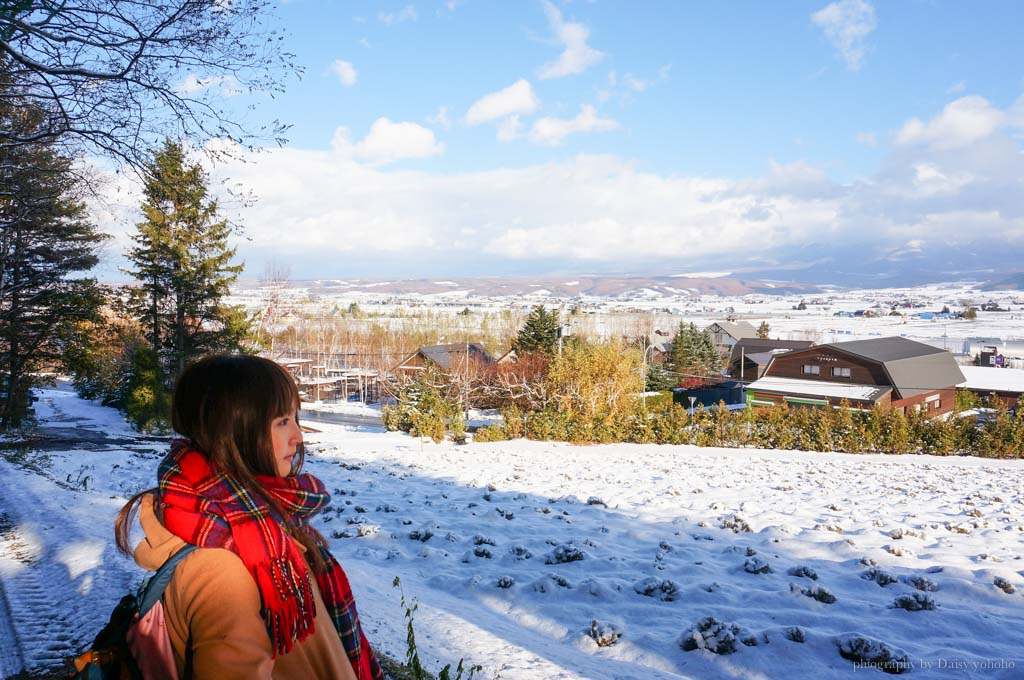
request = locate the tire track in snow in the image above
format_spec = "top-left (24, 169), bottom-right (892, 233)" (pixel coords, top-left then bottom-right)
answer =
top-left (0, 430), bottom-right (142, 673)
top-left (0, 543), bottom-right (26, 677)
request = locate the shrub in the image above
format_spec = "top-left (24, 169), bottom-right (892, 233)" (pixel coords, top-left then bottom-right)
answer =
top-left (836, 634), bottom-right (911, 674)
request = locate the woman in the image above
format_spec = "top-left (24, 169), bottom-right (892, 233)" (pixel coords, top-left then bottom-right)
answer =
top-left (115, 354), bottom-right (382, 679)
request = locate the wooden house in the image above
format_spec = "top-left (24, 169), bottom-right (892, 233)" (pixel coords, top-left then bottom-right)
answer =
top-left (705, 321), bottom-right (758, 351)
top-left (746, 337), bottom-right (964, 417)
top-left (728, 338), bottom-right (814, 381)
top-left (958, 366), bottom-right (1024, 410)
top-left (394, 343), bottom-right (495, 375)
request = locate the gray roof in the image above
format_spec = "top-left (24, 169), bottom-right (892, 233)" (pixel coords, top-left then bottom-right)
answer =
top-left (416, 343), bottom-right (493, 370)
top-left (729, 338), bottom-right (814, 365)
top-left (827, 337), bottom-right (965, 399)
top-left (707, 321), bottom-right (758, 341)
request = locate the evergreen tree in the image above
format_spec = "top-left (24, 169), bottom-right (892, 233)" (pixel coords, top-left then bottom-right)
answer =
top-left (667, 322), bottom-right (721, 386)
top-left (513, 305), bottom-right (560, 354)
top-left (125, 139), bottom-right (250, 384)
top-left (0, 97), bottom-right (106, 428)
top-left (756, 321), bottom-right (770, 339)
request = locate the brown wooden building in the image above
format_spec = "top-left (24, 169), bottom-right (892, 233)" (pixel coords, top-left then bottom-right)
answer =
top-left (746, 337), bottom-right (964, 417)
top-left (728, 338), bottom-right (814, 381)
top-left (394, 343), bottom-right (495, 375)
top-left (958, 366), bottom-right (1024, 409)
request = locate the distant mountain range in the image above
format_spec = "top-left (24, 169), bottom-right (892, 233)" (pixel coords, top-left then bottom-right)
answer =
top-left (236, 240), bottom-right (1024, 298)
top-left (281, 275), bottom-right (822, 299)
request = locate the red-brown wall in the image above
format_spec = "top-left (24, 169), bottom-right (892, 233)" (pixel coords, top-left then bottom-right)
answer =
top-left (764, 347), bottom-right (890, 386)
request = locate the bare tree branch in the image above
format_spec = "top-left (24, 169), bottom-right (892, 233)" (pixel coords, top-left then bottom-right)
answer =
top-left (0, 0), bottom-right (300, 170)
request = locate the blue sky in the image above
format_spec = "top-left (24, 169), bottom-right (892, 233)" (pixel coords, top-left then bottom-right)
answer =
top-left (94, 0), bottom-right (1024, 280)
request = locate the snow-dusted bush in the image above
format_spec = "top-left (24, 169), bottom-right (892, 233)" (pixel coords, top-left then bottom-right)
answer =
top-left (496, 576), bottom-right (515, 589)
top-left (791, 583), bottom-right (836, 604)
top-left (589, 620), bottom-right (623, 647)
top-left (862, 568), bottom-right (898, 586)
top-left (994, 576), bottom-right (1016, 594)
top-left (744, 556), bottom-right (772, 574)
top-left (784, 627), bottom-right (806, 643)
top-left (472, 534), bottom-right (496, 546)
top-left (509, 545), bottom-right (532, 560)
top-left (679, 617), bottom-right (759, 655)
top-left (720, 514), bottom-right (752, 533)
top-left (835, 634), bottom-right (911, 674)
top-left (903, 575), bottom-right (938, 592)
top-left (409, 527), bottom-right (434, 542)
top-left (545, 544), bottom-right (585, 564)
top-left (892, 592), bottom-right (936, 611)
top-left (533, 574), bottom-right (572, 593)
top-left (633, 577), bottom-right (681, 601)
top-left (473, 546), bottom-right (493, 559)
top-left (586, 496), bottom-right (607, 507)
top-left (787, 565), bottom-right (818, 580)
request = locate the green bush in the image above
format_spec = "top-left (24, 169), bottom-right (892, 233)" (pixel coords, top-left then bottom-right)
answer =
top-left (472, 424), bottom-right (508, 442)
top-left (122, 344), bottom-right (170, 433)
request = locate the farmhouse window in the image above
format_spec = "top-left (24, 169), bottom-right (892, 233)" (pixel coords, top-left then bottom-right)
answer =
top-left (831, 366), bottom-right (851, 378)
top-left (802, 364), bottom-right (820, 375)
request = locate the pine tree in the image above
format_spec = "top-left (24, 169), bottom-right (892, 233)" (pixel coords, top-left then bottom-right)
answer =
top-left (756, 321), bottom-right (770, 339)
top-left (125, 139), bottom-right (250, 384)
top-left (668, 322), bottom-right (722, 386)
top-left (0, 97), bottom-right (106, 428)
top-left (513, 305), bottom-right (560, 354)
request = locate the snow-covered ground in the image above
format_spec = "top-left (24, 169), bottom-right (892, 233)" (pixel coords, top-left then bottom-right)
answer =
top-left (3, 388), bottom-right (1024, 678)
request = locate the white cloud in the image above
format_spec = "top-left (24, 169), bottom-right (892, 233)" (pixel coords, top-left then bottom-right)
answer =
top-left (379, 5), bottom-right (418, 25)
top-left (496, 116), bottom-right (522, 142)
top-left (465, 79), bottom-right (540, 125)
top-left (537, 0), bottom-right (604, 79)
top-left (332, 118), bottom-right (444, 165)
top-left (895, 96), bottom-right (1006, 150)
top-left (90, 93), bottom-right (1024, 278)
top-left (811, 0), bottom-right (876, 71)
top-left (174, 74), bottom-right (242, 96)
top-left (427, 106), bottom-right (452, 130)
top-left (330, 60), bottom-right (358, 87)
top-left (359, 37), bottom-right (371, 48)
top-left (528, 104), bottom-right (619, 146)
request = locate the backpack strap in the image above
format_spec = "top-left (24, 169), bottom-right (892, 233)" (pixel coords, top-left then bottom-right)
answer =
top-left (138, 544), bottom-right (198, 619)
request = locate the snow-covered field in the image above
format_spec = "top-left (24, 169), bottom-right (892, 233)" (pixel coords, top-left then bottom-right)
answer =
top-left (2, 388), bottom-right (1024, 678)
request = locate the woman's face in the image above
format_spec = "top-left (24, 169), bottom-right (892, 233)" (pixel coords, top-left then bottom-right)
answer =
top-left (271, 408), bottom-right (303, 476)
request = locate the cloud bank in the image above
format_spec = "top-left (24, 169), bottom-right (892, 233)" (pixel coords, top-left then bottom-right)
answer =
top-left (91, 93), bottom-right (1024, 278)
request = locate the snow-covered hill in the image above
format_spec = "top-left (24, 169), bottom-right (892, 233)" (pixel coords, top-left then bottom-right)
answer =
top-left (2, 388), bottom-right (1023, 678)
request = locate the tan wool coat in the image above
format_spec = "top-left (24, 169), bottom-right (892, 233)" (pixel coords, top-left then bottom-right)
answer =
top-left (134, 494), bottom-right (358, 680)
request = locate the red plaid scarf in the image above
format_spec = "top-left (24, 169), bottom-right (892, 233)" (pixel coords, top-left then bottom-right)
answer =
top-left (158, 440), bottom-right (382, 680)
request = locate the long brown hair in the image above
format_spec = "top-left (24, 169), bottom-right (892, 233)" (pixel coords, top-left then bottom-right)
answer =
top-left (115, 354), bottom-right (328, 572)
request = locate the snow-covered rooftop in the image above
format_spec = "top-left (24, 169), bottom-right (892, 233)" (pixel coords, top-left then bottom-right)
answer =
top-left (746, 376), bottom-right (891, 402)
top-left (958, 365), bottom-right (1024, 393)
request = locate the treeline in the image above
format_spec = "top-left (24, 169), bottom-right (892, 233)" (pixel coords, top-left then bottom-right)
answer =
top-left (475, 398), bottom-right (1024, 458)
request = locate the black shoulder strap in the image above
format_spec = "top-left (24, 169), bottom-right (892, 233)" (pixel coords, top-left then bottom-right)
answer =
top-left (138, 544), bottom-right (197, 618)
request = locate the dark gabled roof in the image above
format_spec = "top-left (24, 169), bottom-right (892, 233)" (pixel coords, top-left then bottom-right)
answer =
top-left (414, 343), bottom-right (493, 371)
top-left (829, 336), bottom-right (945, 362)
top-left (826, 337), bottom-right (965, 399)
top-left (729, 338), bottom-right (814, 365)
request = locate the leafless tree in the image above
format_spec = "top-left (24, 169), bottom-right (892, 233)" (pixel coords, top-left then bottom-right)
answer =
top-left (0, 0), bottom-right (299, 168)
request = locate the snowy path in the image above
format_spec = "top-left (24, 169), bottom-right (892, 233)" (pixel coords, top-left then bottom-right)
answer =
top-left (0, 389), bottom-right (165, 676)
top-left (2, 388), bottom-right (1024, 678)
